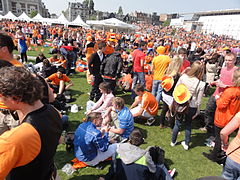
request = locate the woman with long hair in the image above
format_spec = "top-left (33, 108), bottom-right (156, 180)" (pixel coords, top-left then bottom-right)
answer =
top-left (159, 55), bottom-right (183, 128)
top-left (171, 61), bottom-right (206, 150)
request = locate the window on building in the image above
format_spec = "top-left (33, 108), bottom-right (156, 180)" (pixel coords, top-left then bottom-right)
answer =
top-left (0, 0), bottom-right (3, 11)
top-left (11, 2), bottom-right (17, 13)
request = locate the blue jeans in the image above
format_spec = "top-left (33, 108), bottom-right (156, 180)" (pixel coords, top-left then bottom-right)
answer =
top-left (151, 80), bottom-right (163, 103)
top-left (132, 72), bottom-right (145, 89)
top-left (222, 157), bottom-right (240, 180)
top-left (156, 164), bottom-right (173, 180)
top-left (171, 107), bottom-right (197, 146)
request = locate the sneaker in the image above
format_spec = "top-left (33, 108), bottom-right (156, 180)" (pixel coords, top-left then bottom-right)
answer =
top-left (145, 117), bottom-right (155, 126)
top-left (170, 141), bottom-right (177, 147)
top-left (181, 141), bottom-right (189, 150)
top-left (199, 127), bottom-right (207, 132)
top-left (168, 168), bottom-right (176, 177)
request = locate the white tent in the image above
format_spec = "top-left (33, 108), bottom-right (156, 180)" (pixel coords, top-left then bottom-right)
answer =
top-left (32, 13), bottom-right (44, 22)
top-left (3, 11), bottom-right (17, 20)
top-left (51, 13), bottom-right (69, 25)
top-left (100, 18), bottom-right (133, 29)
top-left (17, 12), bottom-right (31, 22)
top-left (68, 15), bottom-right (89, 28)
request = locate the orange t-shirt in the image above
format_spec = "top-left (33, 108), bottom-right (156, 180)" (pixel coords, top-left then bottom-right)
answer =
top-left (214, 87), bottom-right (240, 128)
top-left (0, 123), bottom-right (41, 179)
top-left (152, 55), bottom-right (171, 81)
top-left (49, 57), bottom-right (59, 63)
top-left (104, 45), bottom-right (114, 55)
top-left (48, 73), bottom-right (70, 86)
top-left (141, 91), bottom-right (158, 115)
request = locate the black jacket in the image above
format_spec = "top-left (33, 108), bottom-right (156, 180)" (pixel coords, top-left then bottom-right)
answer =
top-left (88, 52), bottom-right (105, 76)
top-left (100, 52), bottom-right (123, 79)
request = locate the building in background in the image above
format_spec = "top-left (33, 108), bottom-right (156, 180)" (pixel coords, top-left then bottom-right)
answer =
top-left (0, 0), bottom-right (50, 17)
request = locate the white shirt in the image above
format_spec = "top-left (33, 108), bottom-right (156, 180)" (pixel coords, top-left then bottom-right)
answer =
top-left (97, 51), bottom-right (104, 62)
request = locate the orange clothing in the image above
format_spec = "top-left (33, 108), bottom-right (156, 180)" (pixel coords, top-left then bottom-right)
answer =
top-left (86, 47), bottom-right (95, 62)
top-left (152, 55), bottom-right (171, 81)
top-left (57, 59), bottom-right (67, 69)
top-left (141, 91), bottom-right (158, 115)
top-left (49, 57), bottom-right (59, 63)
top-left (0, 123), bottom-right (41, 179)
top-left (48, 73), bottom-right (70, 86)
top-left (227, 127), bottom-right (240, 164)
top-left (215, 87), bottom-right (240, 128)
top-left (32, 29), bottom-right (38, 38)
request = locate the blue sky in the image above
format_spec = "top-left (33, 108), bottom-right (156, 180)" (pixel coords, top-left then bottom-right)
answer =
top-left (42, 0), bottom-right (240, 15)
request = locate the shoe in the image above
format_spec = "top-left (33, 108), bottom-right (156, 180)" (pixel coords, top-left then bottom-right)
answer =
top-left (181, 141), bottom-right (189, 150)
top-left (168, 168), bottom-right (176, 177)
top-left (145, 117), bottom-right (155, 126)
top-left (170, 141), bottom-right (177, 147)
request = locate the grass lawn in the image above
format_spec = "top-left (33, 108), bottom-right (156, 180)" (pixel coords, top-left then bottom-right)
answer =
top-left (13, 47), bottom-right (223, 179)
top-left (54, 73), bottom-right (223, 180)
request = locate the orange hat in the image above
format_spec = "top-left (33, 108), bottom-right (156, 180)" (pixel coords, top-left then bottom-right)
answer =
top-left (161, 76), bottom-right (174, 92)
top-left (173, 84), bottom-right (191, 104)
top-left (156, 46), bottom-right (166, 54)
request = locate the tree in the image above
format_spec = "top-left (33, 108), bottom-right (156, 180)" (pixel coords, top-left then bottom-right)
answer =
top-left (89, 0), bottom-right (94, 11)
top-left (30, 10), bottom-right (38, 18)
top-left (117, 6), bottom-right (123, 15)
top-left (163, 20), bottom-right (170, 27)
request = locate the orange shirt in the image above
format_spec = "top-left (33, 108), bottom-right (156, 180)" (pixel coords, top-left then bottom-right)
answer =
top-left (0, 123), bottom-right (41, 179)
top-left (32, 29), bottom-right (38, 38)
top-left (141, 91), bottom-right (158, 115)
top-left (57, 59), bottom-right (67, 69)
top-left (152, 55), bottom-right (171, 81)
top-left (48, 73), bottom-right (70, 86)
top-left (49, 57), bottom-right (59, 63)
top-left (104, 45), bottom-right (114, 55)
top-left (215, 87), bottom-right (240, 128)
top-left (227, 127), bottom-right (240, 164)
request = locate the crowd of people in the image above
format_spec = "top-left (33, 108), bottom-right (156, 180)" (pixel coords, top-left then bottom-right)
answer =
top-left (0, 18), bottom-right (240, 180)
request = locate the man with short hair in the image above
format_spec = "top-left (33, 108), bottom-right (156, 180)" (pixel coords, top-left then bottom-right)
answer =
top-left (151, 46), bottom-right (171, 104)
top-left (45, 68), bottom-right (74, 95)
top-left (203, 53), bottom-right (238, 135)
top-left (131, 41), bottom-right (147, 99)
top-left (0, 66), bottom-right (62, 179)
top-left (100, 46), bottom-right (123, 93)
top-left (103, 97), bottom-right (134, 141)
top-left (74, 112), bottom-right (116, 166)
top-left (178, 48), bottom-right (190, 73)
top-left (130, 84), bottom-right (158, 126)
top-left (88, 41), bottom-right (106, 101)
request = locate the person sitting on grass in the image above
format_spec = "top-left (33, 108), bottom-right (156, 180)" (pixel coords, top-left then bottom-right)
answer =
top-left (130, 84), bottom-right (158, 126)
top-left (99, 128), bottom-right (174, 180)
top-left (86, 82), bottom-right (114, 116)
top-left (102, 97), bottom-right (134, 142)
top-left (45, 67), bottom-right (74, 95)
top-left (74, 112), bottom-right (116, 166)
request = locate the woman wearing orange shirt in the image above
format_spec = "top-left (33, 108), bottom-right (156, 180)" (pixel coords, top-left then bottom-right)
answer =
top-left (203, 69), bottom-right (240, 163)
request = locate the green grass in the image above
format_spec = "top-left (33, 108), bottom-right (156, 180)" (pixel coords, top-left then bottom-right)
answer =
top-left (54, 73), bottom-right (223, 180)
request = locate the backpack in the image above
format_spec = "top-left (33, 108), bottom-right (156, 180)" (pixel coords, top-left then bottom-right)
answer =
top-left (148, 146), bottom-right (165, 165)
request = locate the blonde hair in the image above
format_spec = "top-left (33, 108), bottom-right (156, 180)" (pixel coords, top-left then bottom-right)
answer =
top-left (165, 55), bottom-right (183, 77)
top-left (186, 60), bottom-right (204, 80)
top-left (233, 69), bottom-right (240, 87)
top-left (112, 97), bottom-right (125, 109)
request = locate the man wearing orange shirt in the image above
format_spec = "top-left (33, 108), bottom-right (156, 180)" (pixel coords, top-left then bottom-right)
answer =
top-left (0, 66), bottom-right (62, 180)
top-left (130, 84), bottom-right (158, 126)
top-left (45, 68), bottom-right (74, 95)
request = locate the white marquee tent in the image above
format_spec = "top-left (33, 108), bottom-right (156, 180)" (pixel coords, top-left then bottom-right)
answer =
top-left (17, 12), bottom-right (32, 22)
top-left (50, 13), bottom-right (69, 25)
top-left (3, 11), bottom-right (17, 20)
top-left (68, 15), bottom-right (89, 28)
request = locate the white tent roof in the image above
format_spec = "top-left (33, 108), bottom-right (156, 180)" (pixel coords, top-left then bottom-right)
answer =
top-left (51, 13), bottom-right (69, 25)
top-left (17, 12), bottom-right (31, 21)
top-left (32, 13), bottom-right (44, 21)
top-left (69, 15), bottom-right (89, 28)
top-left (100, 18), bottom-right (133, 29)
top-left (87, 18), bottom-right (134, 29)
top-left (3, 11), bottom-right (17, 20)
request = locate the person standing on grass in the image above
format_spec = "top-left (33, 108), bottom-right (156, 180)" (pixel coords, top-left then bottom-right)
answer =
top-left (0, 66), bottom-right (62, 180)
top-left (203, 68), bottom-right (240, 163)
top-left (171, 61), bottom-right (205, 150)
top-left (16, 30), bottom-right (28, 63)
top-left (151, 46), bottom-right (171, 105)
top-left (88, 41), bottom-right (106, 101)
